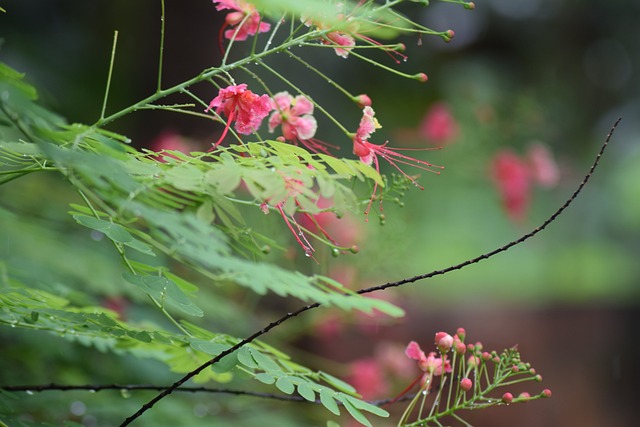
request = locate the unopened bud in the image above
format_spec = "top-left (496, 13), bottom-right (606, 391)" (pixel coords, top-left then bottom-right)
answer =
top-left (415, 73), bottom-right (428, 82)
top-left (518, 392), bottom-right (531, 401)
top-left (460, 378), bottom-right (472, 391)
top-left (541, 388), bottom-right (552, 398)
top-left (355, 94), bottom-right (372, 108)
top-left (455, 342), bottom-right (466, 355)
top-left (501, 392), bottom-right (513, 404)
top-left (435, 332), bottom-right (454, 353)
top-left (349, 245), bottom-right (359, 254)
top-left (455, 327), bottom-right (466, 341)
top-left (464, 2), bottom-right (475, 9)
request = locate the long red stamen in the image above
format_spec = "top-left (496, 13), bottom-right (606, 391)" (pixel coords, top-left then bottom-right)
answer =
top-left (218, 21), bottom-right (229, 54)
top-left (364, 155), bottom-right (381, 220)
top-left (358, 34), bottom-right (407, 64)
top-left (383, 373), bottom-right (425, 407)
top-left (298, 137), bottom-right (340, 156)
top-left (208, 109), bottom-right (235, 151)
top-left (301, 210), bottom-right (338, 246)
top-left (276, 204), bottom-right (317, 261)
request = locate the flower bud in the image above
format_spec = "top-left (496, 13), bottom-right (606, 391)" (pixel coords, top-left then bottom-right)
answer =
top-left (434, 332), bottom-right (454, 353)
top-left (415, 73), bottom-right (428, 82)
top-left (541, 388), bottom-right (552, 398)
top-left (355, 94), bottom-right (372, 108)
top-left (460, 378), bottom-right (472, 391)
top-left (501, 392), bottom-right (513, 404)
top-left (455, 342), bottom-right (466, 355)
top-left (455, 327), bottom-right (466, 341)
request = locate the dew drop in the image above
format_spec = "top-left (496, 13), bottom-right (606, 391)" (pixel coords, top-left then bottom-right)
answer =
top-left (120, 389), bottom-right (131, 399)
top-left (25, 390), bottom-right (34, 396)
top-left (304, 250), bottom-right (312, 258)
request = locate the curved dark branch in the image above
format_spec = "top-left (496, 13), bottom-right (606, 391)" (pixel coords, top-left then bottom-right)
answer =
top-left (121, 119), bottom-right (621, 426)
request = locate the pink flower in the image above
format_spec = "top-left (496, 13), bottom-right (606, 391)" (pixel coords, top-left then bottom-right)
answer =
top-left (419, 103), bottom-right (459, 144)
top-left (492, 150), bottom-right (531, 222)
top-left (269, 92), bottom-right (317, 140)
top-left (303, 5), bottom-right (407, 62)
top-left (348, 358), bottom-right (389, 399)
top-left (352, 107), bottom-right (442, 219)
top-left (213, 0), bottom-right (271, 41)
top-left (206, 83), bottom-right (272, 147)
top-left (268, 91), bottom-right (336, 154)
top-left (326, 31), bottom-right (356, 58)
top-left (405, 341), bottom-right (451, 376)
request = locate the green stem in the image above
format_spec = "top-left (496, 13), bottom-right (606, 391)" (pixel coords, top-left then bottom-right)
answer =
top-left (100, 30), bottom-right (119, 120)
top-left (94, 31), bottom-right (319, 129)
top-left (156, 0), bottom-right (166, 92)
top-left (285, 51), bottom-right (360, 102)
top-left (75, 187), bottom-right (192, 338)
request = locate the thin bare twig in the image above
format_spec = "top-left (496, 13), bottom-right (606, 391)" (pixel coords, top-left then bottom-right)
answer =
top-left (0, 383), bottom-right (416, 406)
top-left (120, 119), bottom-right (621, 426)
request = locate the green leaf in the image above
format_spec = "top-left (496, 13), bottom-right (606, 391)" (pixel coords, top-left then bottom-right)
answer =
top-left (238, 346), bottom-right (259, 369)
top-left (250, 347), bottom-right (282, 372)
top-left (255, 373), bottom-right (276, 385)
top-left (343, 395), bottom-right (389, 417)
top-left (342, 399), bottom-right (372, 427)
top-left (321, 371), bottom-right (357, 394)
top-left (319, 389), bottom-right (340, 416)
top-left (189, 339), bottom-right (230, 356)
top-left (122, 273), bottom-right (203, 317)
top-left (275, 376), bottom-right (296, 395)
top-left (297, 382), bottom-right (316, 402)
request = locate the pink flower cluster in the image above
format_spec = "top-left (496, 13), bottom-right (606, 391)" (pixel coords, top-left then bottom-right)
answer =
top-left (405, 328), bottom-right (467, 390)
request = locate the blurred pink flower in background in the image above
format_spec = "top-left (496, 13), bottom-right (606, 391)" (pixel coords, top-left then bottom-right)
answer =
top-left (150, 130), bottom-right (199, 161)
top-left (527, 142), bottom-right (560, 188)
top-left (347, 358), bottom-right (389, 399)
top-left (491, 143), bottom-right (559, 222)
top-left (492, 150), bottom-right (531, 222)
top-left (419, 102), bottom-right (459, 144)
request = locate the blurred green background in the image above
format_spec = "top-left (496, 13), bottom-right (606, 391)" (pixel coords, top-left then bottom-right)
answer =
top-left (1, 1), bottom-right (639, 426)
